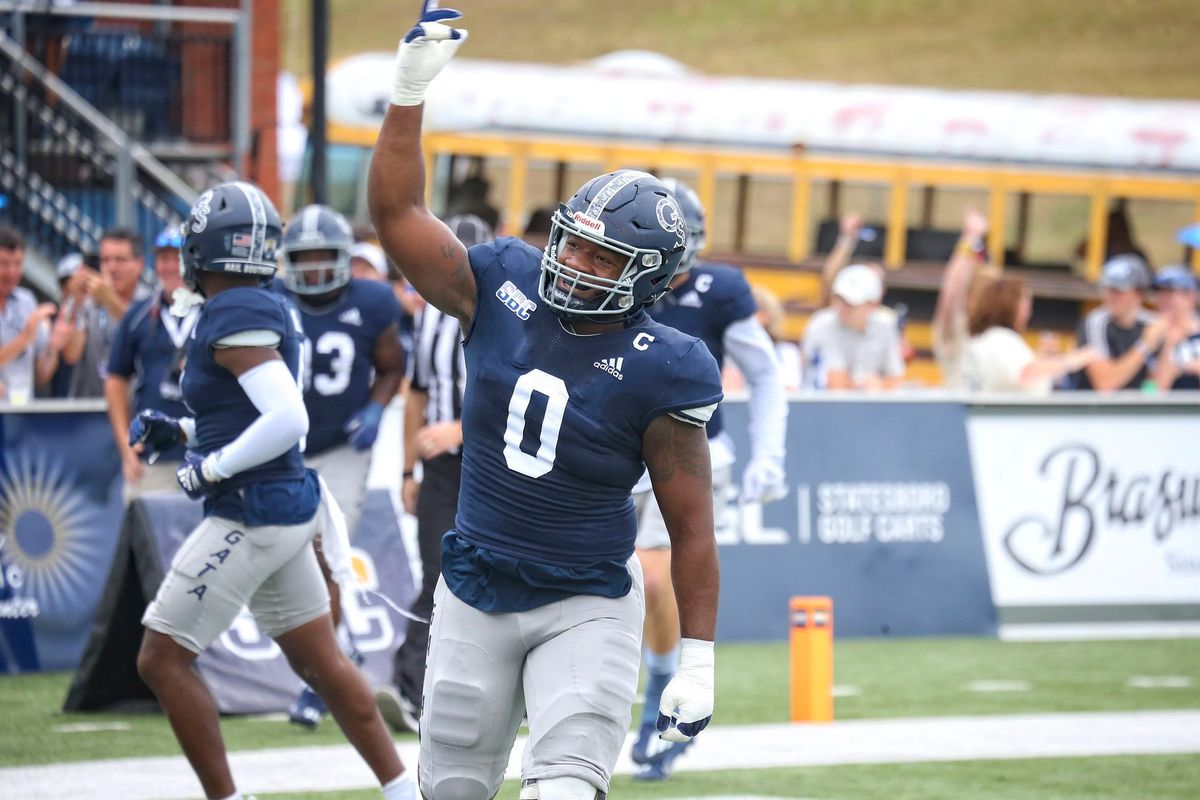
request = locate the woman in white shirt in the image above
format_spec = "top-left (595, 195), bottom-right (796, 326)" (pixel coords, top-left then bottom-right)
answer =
top-left (964, 276), bottom-right (1097, 393)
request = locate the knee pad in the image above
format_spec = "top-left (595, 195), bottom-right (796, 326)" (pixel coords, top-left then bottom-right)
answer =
top-left (522, 776), bottom-right (603, 800)
top-left (425, 776), bottom-right (492, 800)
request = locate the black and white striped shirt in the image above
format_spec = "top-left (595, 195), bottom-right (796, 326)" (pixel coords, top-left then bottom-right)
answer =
top-left (410, 304), bottom-right (465, 424)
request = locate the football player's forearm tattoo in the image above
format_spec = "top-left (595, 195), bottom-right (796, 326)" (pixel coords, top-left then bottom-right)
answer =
top-left (648, 418), bottom-right (710, 483)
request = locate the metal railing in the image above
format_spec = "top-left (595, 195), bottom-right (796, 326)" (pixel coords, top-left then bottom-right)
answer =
top-left (1, 1), bottom-right (248, 165)
top-left (0, 29), bottom-right (197, 263)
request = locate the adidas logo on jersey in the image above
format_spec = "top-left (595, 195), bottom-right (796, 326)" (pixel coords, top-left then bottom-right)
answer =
top-left (593, 356), bottom-right (625, 380)
top-left (496, 280), bottom-right (537, 320)
top-left (338, 308), bottom-right (363, 327)
top-left (677, 290), bottom-right (703, 308)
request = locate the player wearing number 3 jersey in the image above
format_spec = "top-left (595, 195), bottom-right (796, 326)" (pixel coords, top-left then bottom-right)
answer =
top-left (276, 203), bottom-right (406, 730)
top-left (369, 5), bottom-right (723, 799)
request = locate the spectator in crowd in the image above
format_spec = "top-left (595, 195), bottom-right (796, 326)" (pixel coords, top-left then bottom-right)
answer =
top-left (62, 228), bottom-right (150, 397)
top-left (104, 227), bottom-right (197, 497)
top-left (350, 242), bottom-right (390, 282)
top-left (1073, 254), bottom-right (1165, 392)
top-left (521, 206), bottom-right (556, 252)
top-left (1150, 265), bottom-right (1200, 391)
top-left (444, 166), bottom-right (500, 231)
top-left (45, 252), bottom-right (85, 397)
top-left (932, 208), bottom-right (990, 389)
top-left (818, 211), bottom-right (910, 361)
top-left (1075, 201), bottom-right (1150, 265)
top-left (819, 211), bottom-right (874, 307)
top-left (963, 276), bottom-right (1097, 393)
top-left (802, 263), bottom-right (905, 390)
top-left (0, 225), bottom-right (60, 402)
top-left (375, 213), bottom-right (487, 735)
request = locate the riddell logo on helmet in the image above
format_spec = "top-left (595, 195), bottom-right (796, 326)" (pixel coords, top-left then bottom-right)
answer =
top-left (572, 212), bottom-right (605, 236)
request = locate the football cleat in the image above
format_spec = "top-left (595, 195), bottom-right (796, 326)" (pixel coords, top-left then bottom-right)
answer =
top-left (375, 685), bottom-right (420, 734)
top-left (632, 737), bottom-right (694, 782)
top-left (288, 685), bottom-right (327, 730)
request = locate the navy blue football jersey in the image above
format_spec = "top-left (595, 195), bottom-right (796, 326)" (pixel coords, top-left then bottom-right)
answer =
top-left (647, 262), bottom-right (756, 438)
top-left (181, 287), bottom-right (318, 525)
top-left (106, 294), bottom-right (197, 461)
top-left (443, 238), bottom-right (723, 612)
top-left (279, 279), bottom-right (401, 455)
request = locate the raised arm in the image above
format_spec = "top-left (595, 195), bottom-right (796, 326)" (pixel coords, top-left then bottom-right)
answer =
top-left (933, 207), bottom-right (988, 359)
top-left (368, 3), bottom-right (475, 329)
top-left (819, 212), bottom-right (862, 307)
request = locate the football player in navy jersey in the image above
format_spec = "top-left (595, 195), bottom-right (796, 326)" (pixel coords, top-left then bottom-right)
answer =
top-left (129, 182), bottom-right (413, 800)
top-left (631, 178), bottom-right (789, 780)
top-left (368, 6), bottom-right (723, 800)
top-left (276, 203), bottom-right (406, 728)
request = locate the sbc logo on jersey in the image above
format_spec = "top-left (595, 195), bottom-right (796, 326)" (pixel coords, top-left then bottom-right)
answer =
top-left (496, 280), bottom-right (537, 320)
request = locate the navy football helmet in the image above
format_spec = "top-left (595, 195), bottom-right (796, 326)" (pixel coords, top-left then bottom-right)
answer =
top-left (539, 170), bottom-right (687, 322)
top-left (659, 177), bottom-right (706, 275)
top-left (281, 204), bottom-right (355, 295)
top-left (180, 181), bottom-right (282, 294)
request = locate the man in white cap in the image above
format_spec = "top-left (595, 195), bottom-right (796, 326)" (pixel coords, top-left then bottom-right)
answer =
top-left (350, 242), bottom-right (390, 282)
top-left (802, 263), bottom-right (905, 390)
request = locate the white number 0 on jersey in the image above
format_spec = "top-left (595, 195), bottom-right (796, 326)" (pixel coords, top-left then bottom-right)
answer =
top-left (502, 369), bottom-right (568, 478)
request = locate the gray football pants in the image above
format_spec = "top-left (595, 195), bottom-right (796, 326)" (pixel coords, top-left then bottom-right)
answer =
top-left (418, 557), bottom-right (644, 800)
top-left (305, 444), bottom-right (370, 534)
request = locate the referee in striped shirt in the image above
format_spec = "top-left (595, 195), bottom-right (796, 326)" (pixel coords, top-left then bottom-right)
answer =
top-left (377, 214), bottom-right (493, 732)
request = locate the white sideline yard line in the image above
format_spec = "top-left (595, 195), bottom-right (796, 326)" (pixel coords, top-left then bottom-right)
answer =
top-left (5, 710), bottom-right (1200, 799)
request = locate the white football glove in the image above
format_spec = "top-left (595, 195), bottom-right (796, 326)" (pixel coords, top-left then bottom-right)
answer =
top-left (391, 1), bottom-right (469, 107)
top-left (656, 638), bottom-right (714, 743)
top-left (741, 457), bottom-right (788, 504)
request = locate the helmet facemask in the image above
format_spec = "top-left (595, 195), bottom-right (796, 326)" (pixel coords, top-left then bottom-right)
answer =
top-left (538, 204), bottom-right (673, 323)
top-left (281, 247), bottom-right (352, 296)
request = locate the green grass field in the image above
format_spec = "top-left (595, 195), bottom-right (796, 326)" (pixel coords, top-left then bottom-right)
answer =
top-left (4, 637), bottom-right (1199, 797)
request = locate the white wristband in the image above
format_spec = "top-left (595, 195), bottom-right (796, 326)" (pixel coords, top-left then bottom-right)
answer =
top-left (178, 417), bottom-right (198, 448)
top-left (679, 638), bottom-right (715, 672)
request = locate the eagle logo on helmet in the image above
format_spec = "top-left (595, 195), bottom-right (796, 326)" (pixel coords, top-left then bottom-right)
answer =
top-left (655, 196), bottom-right (686, 249)
top-left (190, 190), bottom-right (214, 234)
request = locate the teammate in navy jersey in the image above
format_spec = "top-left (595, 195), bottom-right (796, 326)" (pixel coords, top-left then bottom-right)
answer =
top-left (105, 226), bottom-right (199, 497)
top-left (632, 178), bottom-right (789, 780)
top-left (129, 182), bottom-right (413, 800)
top-left (277, 203), bottom-right (406, 729)
top-left (369, 7), bottom-right (723, 799)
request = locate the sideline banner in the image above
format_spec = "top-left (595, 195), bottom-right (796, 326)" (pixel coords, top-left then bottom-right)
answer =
top-left (65, 489), bottom-right (417, 713)
top-left (967, 412), bottom-right (1200, 609)
top-left (0, 410), bottom-right (124, 673)
top-left (718, 401), bottom-right (995, 640)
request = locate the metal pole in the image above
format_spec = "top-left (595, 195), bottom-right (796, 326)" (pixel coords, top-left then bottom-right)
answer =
top-left (311, 0), bottom-right (328, 204)
top-left (116, 142), bottom-right (134, 227)
top-left (11, 9), bottom-right (26, 170)
top-left (231, 0), bottom-right (251, 177)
